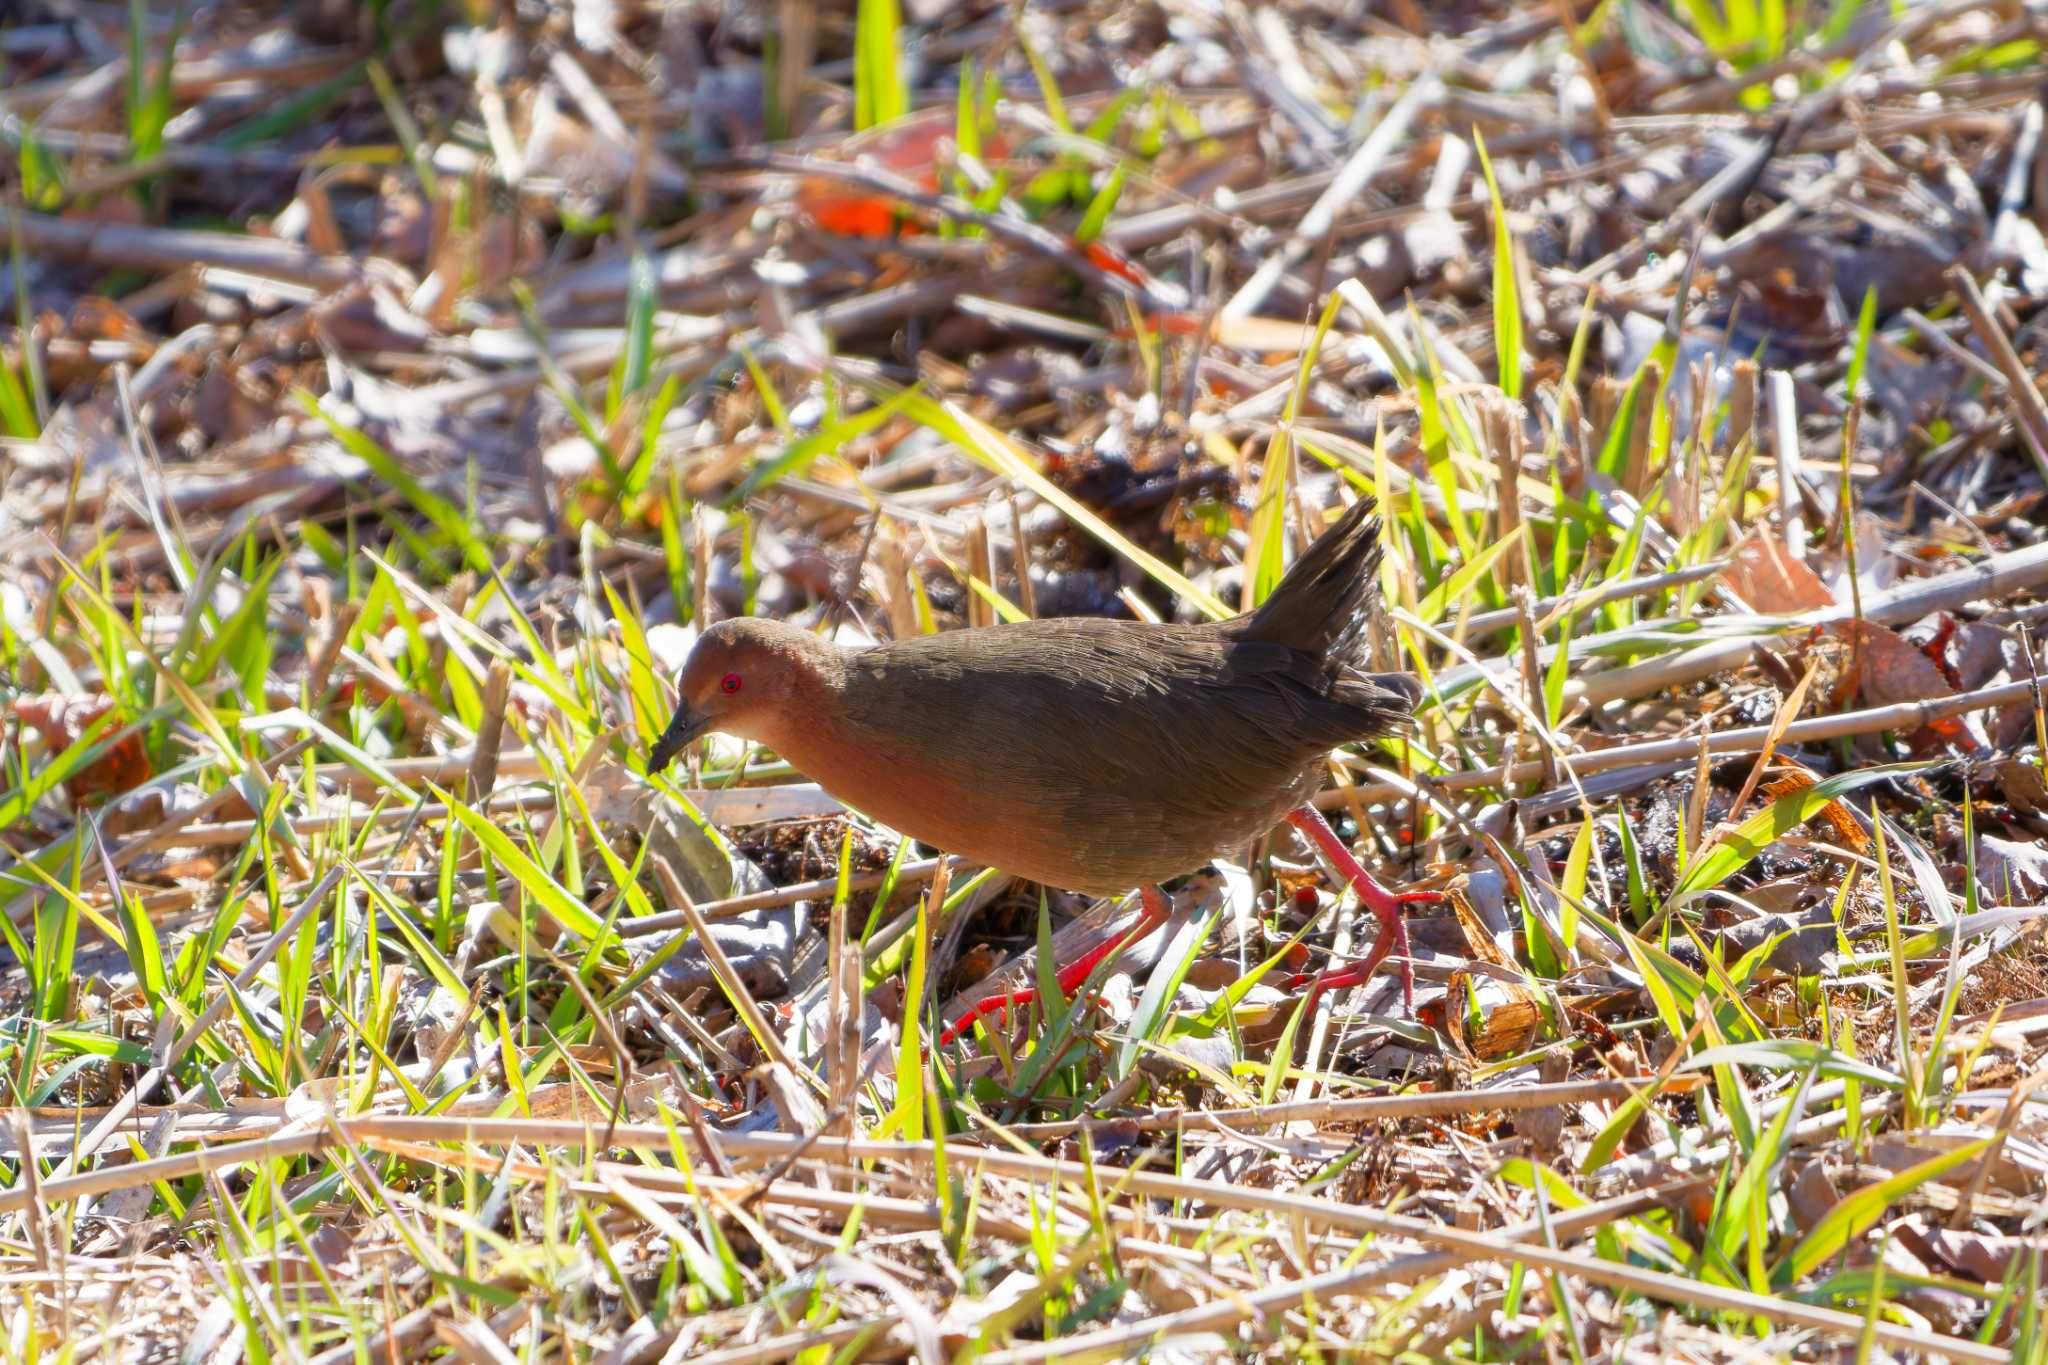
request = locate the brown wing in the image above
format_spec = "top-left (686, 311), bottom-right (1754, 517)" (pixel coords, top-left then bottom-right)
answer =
top-left (834, 618), bottom-right (1405, 891)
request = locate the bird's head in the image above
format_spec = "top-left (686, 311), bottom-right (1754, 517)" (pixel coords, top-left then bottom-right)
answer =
top-left (647, 617), bottom-right (838, 772)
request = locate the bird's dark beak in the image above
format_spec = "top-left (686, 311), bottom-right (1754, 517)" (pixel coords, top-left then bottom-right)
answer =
top-left (647, 703), bottom-right (709, 774)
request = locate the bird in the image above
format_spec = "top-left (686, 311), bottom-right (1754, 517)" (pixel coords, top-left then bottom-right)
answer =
top-left (647, 493), bottom-right (1435, 1043)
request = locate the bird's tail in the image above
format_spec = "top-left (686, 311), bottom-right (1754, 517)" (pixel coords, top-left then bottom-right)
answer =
top-left (1237, 492), bottom-right (1385, 668)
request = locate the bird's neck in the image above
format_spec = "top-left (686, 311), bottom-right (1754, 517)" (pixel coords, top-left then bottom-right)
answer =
top-left (748, 653), bottom-right (924, 809)
top-left (747, 645), bottom-right (862, 774)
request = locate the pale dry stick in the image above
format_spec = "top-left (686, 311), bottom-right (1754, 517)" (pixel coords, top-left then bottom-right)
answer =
top-left (468, 661), bottom-right (513, 800)
top-left (1485, 397), bottom-right (1528, 590)
top-left (1513, 590), bottom-right (1556, 788)
top-left (25, 1117), bottom-right (1707, 1360)
top-left (1454, 561), bottom-right (1727, 637)
top-left (1566, 538), bottom-right (2048, 708)
top-left (27, 864), bottom-right (345, 1193)
top-left (0, 202), bottom-right (371, 289)
top-left (1722, 658), bottom-right (1820, 825)
top-left (975, 1196), bottom-right (1972, 1365)
top-left (1221, 72), bottom-right (1443, 320)
top-left (436, 1318), bottom-right (525, 1365)
top-left (309, 744), bottom-right (822, 802)
top-left (147, 790), bottom-right (558, 847)
top-left (547, 52), bottom-right (658, 179)
top-left (780, 472), bottom-right (980, 537)
top-left (966, 513), bottom-right (995, 630)
top-left (302, 601), bottom-right (361, 703)
top-left (648, 856), bottom-right (819, 1094)
top-left (1900, 307), bottom-right (2010, 390)
top-left (773, 0), bottom-right (813, 144)
top-left (825, 884), bottom-right (858, 1139)
top-left (1990, 100), bottom-right (2044, 260)
top-left (154, 782), bottom-right (860, 857)
top-left (1332, 674), bottom-right (2046, 807)
top-left (1768, 368), bottom-right (1807, 560)
top-left (305, 1303), bottom-right (437, 1365)
top-left (972, 1075), bottom-right (1706, 1143)
top-left (382, 1140), bottom-right (1701, 1365)
top-left (1945, 264), bottom-right (2048, 482)
top-left (672, 1319), bottom-right (897, 1365)
top-left (697, 1132), bottom-right (1995, 1365)
top-left (113, 365), bottom-right (193, 594)
top-left (1729, 364), bottom-right (1760, 458)
top-left (417, 325), bottom-right (730, 412)
top-left (1948, 1058), bottom-right (2048, 1230)
top-left (619, 855), bottom-right (974, 935)
top-left (1, 42), bottom-right (354, 118)
top-left (0, 1105), bottom-right (280, 1157)
top-left (1104, 124), bottom-right (1645, 256)
top-left (419, 978), bottom-right (488, 1093)
top-left (1682, 729), bottom-right (1713, 875)
top-left (1343, 671), bottom-right (2031, 810)
top-left (0, 1111), bottom-right (1669, 1250)
top-left (78, 1117), bottom-right (1992, 1364)
top-left (1006, 491), bottom-right (1037, 619)
top-left (379, 1135), bottom-right (1088, 1249)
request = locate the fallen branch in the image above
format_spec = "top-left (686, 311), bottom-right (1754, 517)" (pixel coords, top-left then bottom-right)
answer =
top-left (1334, 674), bottom-right (2041, 806)
top-left (1563, 538), bottom-right (2048, 707)
top-left (0, 202), bottom-right (380, 289)
top-left (968, 1075), bottom-right (1705, 1141)
top-left (11, 1118), bottom-right (1989, 1364)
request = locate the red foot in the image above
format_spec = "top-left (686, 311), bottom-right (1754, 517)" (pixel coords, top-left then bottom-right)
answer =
top-left (938, 886), bottom-right (1170, 1047)
top-left (1285, 805), bottom-right (1440, 1011)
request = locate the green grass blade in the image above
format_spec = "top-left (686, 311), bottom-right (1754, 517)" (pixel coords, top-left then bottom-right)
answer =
top-left (854, 0), bottom-right (907, 129)
top-left (1474, 129), bottom-right (1523, 400)
top-left (434, 783), bottom-right (608, 942)
top-left (1774, 1137), bottom-right (1994, 1285)
top-left (1669, 764), bottom-right (1933, 910)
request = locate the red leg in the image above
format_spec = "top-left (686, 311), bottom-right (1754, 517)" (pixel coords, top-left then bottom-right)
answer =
top-left (1284, 805), bottom-right (1438, 1010)
top-left (938, 886), bottom-right (1171, 1047)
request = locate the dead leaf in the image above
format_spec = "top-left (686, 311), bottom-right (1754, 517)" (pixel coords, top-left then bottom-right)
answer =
top-left (69, 296), bottom-right (150, 344)
top-left (11, 693), bottom-right (152, 804)
top-left (1868, 1129), bottom-right (2047, 1195)
top-left (1836, 619), bottom-right (1957, 710)
top-left (1714, 909), bottom-right (1836, 977)
top-left (1990, 757), bottom-right (2048, 818)
top-left (1510, 1049), bottom-right (1572, 1154)
top-left (1900, 1223), bottom-right (2048, 1283)
top-left (1760, 764), bottom-right (1872, 855)
top-left (1949, 622), bottom-right (2013, 690)
top-left (1788, 1159), bottom-right (1840, 1233)
top-left (1440, 972), bottom-right (1544, 1063)
top-left (1977, 834), bottom-right (2048, 905)
top-left (796, 109), bottom-right (1012, 238)
top-left (101, 780), bottom-right (216, 838)
top-left (1448, 878), bottom-right (1517, 967)
top-left (1725, 532), bottom-right (1835, 613)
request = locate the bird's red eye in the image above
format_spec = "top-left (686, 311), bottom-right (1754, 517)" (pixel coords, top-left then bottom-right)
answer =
top-left (720, 672), bottom-right (742, 694)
